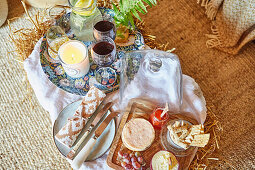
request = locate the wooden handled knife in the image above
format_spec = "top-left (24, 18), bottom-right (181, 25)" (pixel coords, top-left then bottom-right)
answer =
top-left (71, 111), bottom-right (119, 169)
top-left (67, 102), bottom-right (113, 160)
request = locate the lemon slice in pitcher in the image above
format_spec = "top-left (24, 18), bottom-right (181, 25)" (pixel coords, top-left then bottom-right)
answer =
top-left (73, 0), bottom-right (96, 16)
top-left (75, 0), bottom-right (94, 8)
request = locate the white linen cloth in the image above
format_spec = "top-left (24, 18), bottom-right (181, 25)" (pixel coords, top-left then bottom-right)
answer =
top-left (24, 38), bottom-right (207, 170)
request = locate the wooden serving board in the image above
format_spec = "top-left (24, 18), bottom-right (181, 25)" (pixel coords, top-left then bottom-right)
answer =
top-left (107, 99), bottom-right (198, 170)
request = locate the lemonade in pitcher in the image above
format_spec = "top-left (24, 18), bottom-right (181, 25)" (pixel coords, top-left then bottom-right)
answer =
top-left (69, 0), bottom-right (101, 41)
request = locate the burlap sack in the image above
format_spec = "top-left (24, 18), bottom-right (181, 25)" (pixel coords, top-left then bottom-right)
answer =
top-left (198, 0), bottom-right (255, 54)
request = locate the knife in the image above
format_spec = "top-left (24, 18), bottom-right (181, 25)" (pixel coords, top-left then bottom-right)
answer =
top-left (67, 102), bottom-right (113, 160)
top-left (71, 111), bottom-right (119, 169)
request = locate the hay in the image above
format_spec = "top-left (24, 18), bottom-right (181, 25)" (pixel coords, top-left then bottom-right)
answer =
top-left (189, 106), bottom-right (223, 170)
top-left (135, 20), bottom-right (174, 51)
top-left (8, 1), bottom-right (52, 62)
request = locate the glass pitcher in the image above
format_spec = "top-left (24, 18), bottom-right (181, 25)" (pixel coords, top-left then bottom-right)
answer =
top-left (120, 49), bottom-right (183, 112)
top-left (68, 0), bottom-right (101, 41)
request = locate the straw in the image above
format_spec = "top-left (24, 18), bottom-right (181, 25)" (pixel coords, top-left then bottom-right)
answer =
top-left (161, 103), bottom-right (168, 118)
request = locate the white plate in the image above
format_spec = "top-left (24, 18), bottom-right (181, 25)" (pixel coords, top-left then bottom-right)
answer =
top-left (53, 100), bottom-right (116, 161)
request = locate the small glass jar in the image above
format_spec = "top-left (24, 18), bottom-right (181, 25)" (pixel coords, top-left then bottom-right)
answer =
top-left (46, 26), bottom-right (69, 61)
top-left (68, 0), bottom-right (101, 41)
top-left (160, 119), bottom-right (196, 157)
top-left (48, 6), bottom-right (71, 33)
top-left (150, 107), bottom-right (169, 129)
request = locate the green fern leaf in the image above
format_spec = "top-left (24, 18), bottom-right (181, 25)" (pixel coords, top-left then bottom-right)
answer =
top-left (119, 0), bottom-right (124, 12)
top-left (127, 12), bottom-right (135, 29)
top-left (135, 4), bottom-right (146, 15)
top-left (138, 1), bottom-right (147, 13)
top-left (143, 0), bottom-right (153, 7)
top-left (149, 0), bottom-right (157, 5)
top-left (122, 0), bottom-right (131, 13)
top-left (122, 14), bottom-right (130, 27)
top-left (113, 0), bottom-right (159, 30)
top-left (131, 9), bottom-right (141, 21)
top-left (112, 4), bottom-right (119, 13)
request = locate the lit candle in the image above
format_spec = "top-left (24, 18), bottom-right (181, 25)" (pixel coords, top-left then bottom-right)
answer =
top-left (58, 40), bottom-right (90, 78)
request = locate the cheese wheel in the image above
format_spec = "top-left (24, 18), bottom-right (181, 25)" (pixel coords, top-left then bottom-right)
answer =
top-left (122, 118), bottom-right (155, 151)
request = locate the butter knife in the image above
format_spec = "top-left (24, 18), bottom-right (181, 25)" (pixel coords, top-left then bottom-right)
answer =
top-left (67, 102), bottom-right (113, 160)
top-left (71, 111), bottom-right (119, 169)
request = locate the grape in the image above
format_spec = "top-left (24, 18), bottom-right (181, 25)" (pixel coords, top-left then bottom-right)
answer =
top-left (132, 161), bottom-right (141, 169)
top-left (137, 157), bottom-right (144, 164)
top-left (129, 152), bottom-right (135, 158)
top-left (121, 162), bottom-right (127, 168)
top-left (123, 158), bottom-right (131, 164)
top-left (169, 157), bottom-right (172, 166)
top-left (131, 156), bottom-right (137, 163)
top-left (125, 164), bottom-right (133, 170)
top-left (134, 152), bottom-right (141, 157)
top-left (140, 166), bottom-right (147, 170)
top-left (123, 153), bottom-right (129, 159)
top-left (118, 151), bottom-right (124, 158)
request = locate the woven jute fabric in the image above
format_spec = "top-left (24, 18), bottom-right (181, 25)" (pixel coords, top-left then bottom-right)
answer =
top-left (0, 0), bottom-right (254, 169)
top-left (0, 0), bottom-right (71, 169)
top-left (198, 0), bottom-right (255, 54)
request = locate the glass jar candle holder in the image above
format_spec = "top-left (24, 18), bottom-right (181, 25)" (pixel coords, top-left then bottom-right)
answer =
top-left (58, 40), bottom-right (90, 78)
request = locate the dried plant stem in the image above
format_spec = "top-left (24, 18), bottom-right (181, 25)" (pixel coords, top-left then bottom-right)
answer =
top-left (213, 128), bottom-right (219, 149)
top-left (207, 158), bottom-right (219, 160)
top-left (21, 0), bottom-right (40, 31)
top-left (189, 106), bottom-right (223, 170)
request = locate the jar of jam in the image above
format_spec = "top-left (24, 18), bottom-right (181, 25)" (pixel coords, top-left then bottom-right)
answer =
top-left (150, 108), bottom-right (169, 129)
